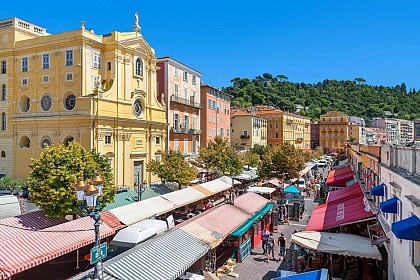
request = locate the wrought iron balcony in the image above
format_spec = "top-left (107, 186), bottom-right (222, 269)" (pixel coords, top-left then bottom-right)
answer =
top-left (170, 127), bottom-right (201, 135)
top-left (240, 135), bottom-right (250, 139)
top-left (170, 95), bottom-right (201, 109)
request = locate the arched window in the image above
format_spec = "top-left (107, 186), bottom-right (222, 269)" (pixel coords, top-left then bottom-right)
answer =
top-left (135, 58), bottom-right (143, 76)
top-left (0, 151), bottom-right (5, 157)
top-left (1, 113), bottom-right (5, 130)
top-left (1, 85), bottom-right (5, 101)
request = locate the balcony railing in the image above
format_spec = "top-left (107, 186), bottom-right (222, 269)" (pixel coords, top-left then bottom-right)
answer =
top-left (170, 95), bottom-right (201, 109)
top-left (170, 127), bottom-right (201, 135)
top-left (240, 135), bottom-right (250, 139)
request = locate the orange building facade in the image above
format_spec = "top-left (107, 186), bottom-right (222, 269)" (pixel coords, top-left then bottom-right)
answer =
top-left (319, 111), bottom-right (349, 153)
top-left (157, 57), bottom-right (201, 157)
top-left (200, 85), bottom-right (231, 147)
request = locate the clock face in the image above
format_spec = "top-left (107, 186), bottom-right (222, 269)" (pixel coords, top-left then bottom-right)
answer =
top-left (133, 99), bottom-right (143, 117)
top-left (41, 94), bottom-right (52, 111)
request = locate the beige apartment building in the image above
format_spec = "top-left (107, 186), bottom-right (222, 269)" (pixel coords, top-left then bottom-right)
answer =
top-left (0, 16), bottom-right (167, 187)
top-left (319, 111), bottom-right (349, 153)
top-left (230, 109), bottom-right (267, 150)
top-left (255, 106), bottom-right (311, 150)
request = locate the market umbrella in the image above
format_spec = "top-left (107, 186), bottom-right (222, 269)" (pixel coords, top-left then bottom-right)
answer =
top-left (291, 231), bottom-right (382, 260)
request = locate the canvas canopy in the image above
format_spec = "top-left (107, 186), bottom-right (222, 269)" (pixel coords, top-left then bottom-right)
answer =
top-left (291, 231), bottom-right (382, 260)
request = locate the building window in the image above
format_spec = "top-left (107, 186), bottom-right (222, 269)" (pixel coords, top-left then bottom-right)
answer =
top-left (107, 62), bottom-right (111, 71)
top-left (192, 75), bottom-right (196, 85)
top-left (93, 53), bottom-right (101, 68)
top-left (220, 128), bottom-right (224, 137)
top-left (135, 58), bottom-right (143, 76)
top-left (42, 54), bottom-right (50, 69)
top-left (275, 132), bottom-right (278, 138)
top-left (183, 71), bottom-right (188, 82)
top-left (1, 113), bottom-right (5, 130)
top-left (174, 84), bottom-right (179, 98)
top-left (133, 99), bottom-right (143, 117)
top-left (42, 75), bottom-right (49, 83)
top-left (40, 137), bottom-right (52, 149)
top-left (227, 129), bottom-right (230, 137)
top-left (19, 95), bottom-right (31, 112)
top-left (155, 137), bottom-right (160, 145)
top-left (275, 123), bottom-right (278, 129)
top-left (0, 151), bottom-right (5, 157)
top-left (105, 135), bottom-right (112, 145)
top-left (64, 94), bottom-right (76, 110)
top-left (209, 128), bottom-right (212, 136)
top-left (1, 61), bottom-right (5, 74)
top-left (184, 139), bottom-right (188, 154)
top-left (208, 99), bottom-right (211, 109)
top-left (40, 93), bottom-right (52, 111)
top-left (1, 85), bottom-right (5, 101)
top-left (174, 139), bottom-right (179, 152)
top-left (19, 136), bottom-right (30, 148)
top-left (269, 123), bottom-right (272, 129)
top-left (65, 50), bottom-right (73, 66)
top-left (64, 136), bottom-right (74, 147)
top-left (21, 57), bottom-right (28, 72)
top-left (66, 73), bottom-right (73, 81)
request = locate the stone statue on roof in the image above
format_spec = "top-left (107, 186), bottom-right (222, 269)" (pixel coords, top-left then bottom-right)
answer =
top-left (133, 12), bottom-right (141, 33)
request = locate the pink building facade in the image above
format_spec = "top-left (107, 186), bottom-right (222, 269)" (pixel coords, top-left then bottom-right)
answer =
top-left (200, 85), bottom-right (231, 147)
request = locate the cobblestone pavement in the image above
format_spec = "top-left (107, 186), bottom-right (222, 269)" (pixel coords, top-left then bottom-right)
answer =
top-left (219, 196), bottom-right (318, 280)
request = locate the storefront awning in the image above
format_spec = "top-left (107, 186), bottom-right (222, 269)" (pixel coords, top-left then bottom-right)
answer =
top-left (103, 229), bottom-right (210, 280)
top-left (234, 192), bottom-right (270, 215)
top-left (161, 187), bottom-right (206, 208)
top-left (0, 216), bottom-right (115, 279)
top-left (370, 183), bottom-right (385, 196)
top-left (325, 172), bottom-right (355, 187)
top-left (380, 197), bottom-right (398, 213)
top-left (271, 269), bottom-right (328, 280)
top-left (306, 190), bottom-right (374, 231)
top-left (391, 215), bottom-right (420, 241)
top-left (283, 185), bottom-right (301, 195)
top-left (326, 183), bottom-right (362, 204)
top-left (327, 166), bottom-right (352, 177)
top-left (230, 203), bottom-right (273, 237)
top-left (248, 186), bottom-right (276, 194)
top-left (292, 231), bottom-right (382, 260)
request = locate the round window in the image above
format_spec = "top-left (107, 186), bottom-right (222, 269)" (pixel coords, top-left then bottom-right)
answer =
top-left (133, 99), bottom-right (143, 117)
top-left (40, 94), bottom-right (52, 111)
top-left (64, 94), bottom-right (76, 110)
top-left (41, 137), bottom-right (51, 149)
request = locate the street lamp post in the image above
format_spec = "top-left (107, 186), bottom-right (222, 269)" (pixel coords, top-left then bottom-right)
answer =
top-left (134, 179), bottom-right (147, 201)
top-left (74, 174), bottom-right (104, 280)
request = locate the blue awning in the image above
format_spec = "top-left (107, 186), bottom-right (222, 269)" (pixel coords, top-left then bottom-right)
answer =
top-left (370, 183), bottom-right (385, 196)
top-left (380, 197), bottom-right (398, 213)
top-left (346, 179), bottom-right (356, 186)
top-left (392, 215), bottom-right (420, 241)
top-left (283, 185), bottom-right (301, 194)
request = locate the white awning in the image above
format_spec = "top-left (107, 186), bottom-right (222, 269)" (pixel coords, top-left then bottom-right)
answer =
top-left (292, 231), bottom-right (382, 260)
top-left (161, 187), bottom-right (206, 208)
top-left (218, 175), bottom-right (241, 185)
top-left (235, 174), bottom-right (252, 180)
top-left (195, 178), bottom-right (232, 195)
top-left (109, 196), bottom-right (175, 226)
top-left (247, 187), bottom-right (276, 194)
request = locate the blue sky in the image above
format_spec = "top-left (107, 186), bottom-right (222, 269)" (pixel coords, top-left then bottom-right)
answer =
top-left (2, 0), bottom-right (420, 89)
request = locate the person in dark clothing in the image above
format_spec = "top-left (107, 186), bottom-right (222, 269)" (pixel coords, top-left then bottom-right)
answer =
top-left (278, 233), bottom-right (286, 258)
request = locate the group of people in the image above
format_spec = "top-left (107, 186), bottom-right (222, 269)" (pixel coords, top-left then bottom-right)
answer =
top-left (261, 227), bottom-right (287, 263)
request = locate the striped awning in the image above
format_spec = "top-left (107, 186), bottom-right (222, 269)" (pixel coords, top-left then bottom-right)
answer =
top-left (195, 179), bottom-right (232, 195)
top-left (0, 210), bottom-right (66, 242)
top-left (0, 216), bottom-right (115, 279)
top-left (104, 229), bottom-right (209, 280)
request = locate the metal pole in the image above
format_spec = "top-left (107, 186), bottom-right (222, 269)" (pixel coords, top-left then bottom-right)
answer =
top-left (76, 248), bottom-right (79, 269)
top-left (137, 172), bottom-right (140, 201)
top-left (93, 199), bottom-right (101, 279)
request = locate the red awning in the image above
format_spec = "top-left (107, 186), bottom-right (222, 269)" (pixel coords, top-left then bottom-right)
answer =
top-left (325, 172), bottom-right (355, 187)
top-left (305, 189), bottom-right (374, 231)
top-left (234, 192), bottom-right (269, 215)
top-left (326, 183), bottom-right (362, 204)
top-left (0, 216), bottom-right (115, 278)
top-left (327, 166), bottom-right (353, 178)
top-left (0, 210), bottom-right (66, 242)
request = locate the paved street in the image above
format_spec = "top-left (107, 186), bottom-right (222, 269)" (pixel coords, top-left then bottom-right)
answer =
top-left (219, 196), bottom-right (318, 280)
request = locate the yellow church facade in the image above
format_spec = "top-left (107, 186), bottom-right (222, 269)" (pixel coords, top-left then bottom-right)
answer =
top-left (0, 17), bottom-right (167, 188)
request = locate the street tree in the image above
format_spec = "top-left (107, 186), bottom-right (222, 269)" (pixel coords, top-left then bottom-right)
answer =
top-left (146, 150), bottom-right (198, 190)
top-left (258, 142), bottom-right (305, 180)
top-left (28, 141), bottom-right (115, 218)
top-left (199, 136), bottom-right (242, 176)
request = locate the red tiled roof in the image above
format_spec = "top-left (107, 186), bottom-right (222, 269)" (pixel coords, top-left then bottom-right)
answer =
top-left (101, 210), bottom-right (125, 230)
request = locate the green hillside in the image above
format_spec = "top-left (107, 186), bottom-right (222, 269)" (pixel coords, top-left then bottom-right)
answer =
top-left (222, 73), bottom-right (420, 121)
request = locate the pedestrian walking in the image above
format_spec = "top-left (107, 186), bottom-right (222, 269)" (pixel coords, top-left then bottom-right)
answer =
top-left (261, 227), bottom-right (270, 255)
top-left (278, 233), bottom-right (286, 258)
top-left (266, 232), bottom-right (275, 263)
